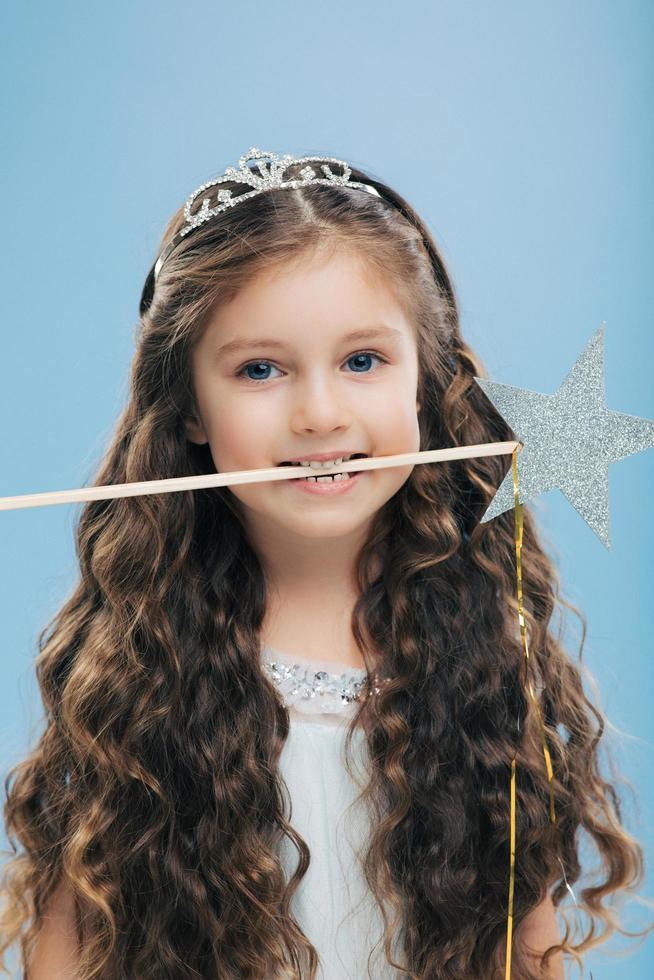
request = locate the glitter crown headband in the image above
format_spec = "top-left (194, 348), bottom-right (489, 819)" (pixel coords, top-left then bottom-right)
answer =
top-left (152, 146), bottom-right (383, 284)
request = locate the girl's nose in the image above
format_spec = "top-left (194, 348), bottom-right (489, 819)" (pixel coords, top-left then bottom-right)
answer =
top-left (290, 376), bottom-right (353, 432)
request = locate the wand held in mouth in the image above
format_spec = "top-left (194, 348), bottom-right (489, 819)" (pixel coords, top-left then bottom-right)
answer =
top-left (0, 441), bottom-right (521, 513)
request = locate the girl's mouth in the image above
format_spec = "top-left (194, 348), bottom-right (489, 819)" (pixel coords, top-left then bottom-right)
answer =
top-left (277, 453), bottom-right (368, 494)
top-left (289, 469), bottom-right (365, 495)
top-left (298, 469), bottom-right (360, 483)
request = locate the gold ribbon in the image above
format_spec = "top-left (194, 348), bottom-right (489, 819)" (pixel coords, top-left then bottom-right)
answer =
top-left (504, 446), bottom-right (558, 980)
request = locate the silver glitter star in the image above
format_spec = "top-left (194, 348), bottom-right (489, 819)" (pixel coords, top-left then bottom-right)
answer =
top-left (473, 324), bottom-right (654, 550)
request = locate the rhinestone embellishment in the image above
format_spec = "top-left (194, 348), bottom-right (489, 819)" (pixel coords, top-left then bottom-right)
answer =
top-left (261, 649), bottom-right (390, 712)
top-left (153, 147), bottom-right (383, 282)
top-left (263, 656), bottom-right (367, 707)
top-left (179, 147), bottom-right (380, 239)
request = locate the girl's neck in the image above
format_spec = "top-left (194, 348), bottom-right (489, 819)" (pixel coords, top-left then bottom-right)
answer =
top-left (260, 583), bottom-right (367, 671)
top-left (252, 520), bottom-right (382, 671)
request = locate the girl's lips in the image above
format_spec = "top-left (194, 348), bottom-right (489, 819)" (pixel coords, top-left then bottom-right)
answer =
top-left (286, 469), bottom-right (364, 495)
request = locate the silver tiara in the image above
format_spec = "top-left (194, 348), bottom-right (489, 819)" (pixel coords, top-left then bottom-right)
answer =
top-left (152, 146), bottom-right (383, 282)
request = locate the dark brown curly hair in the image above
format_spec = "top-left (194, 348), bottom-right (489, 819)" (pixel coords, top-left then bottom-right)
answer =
top-left (1, 154), bottom-right (651, 978)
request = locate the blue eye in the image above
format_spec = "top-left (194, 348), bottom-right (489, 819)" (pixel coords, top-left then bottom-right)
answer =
top-left (239, 361), bottom-right (283, 384)
top-left (236, 350), bottom-right (387, 385)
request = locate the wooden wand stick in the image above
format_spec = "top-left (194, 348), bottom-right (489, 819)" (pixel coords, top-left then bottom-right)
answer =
top-left (0, 441), bottom-right (521, 513)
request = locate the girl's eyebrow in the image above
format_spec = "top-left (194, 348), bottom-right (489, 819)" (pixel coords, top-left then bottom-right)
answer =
top-left (214, 324), bottom-right (403, 360)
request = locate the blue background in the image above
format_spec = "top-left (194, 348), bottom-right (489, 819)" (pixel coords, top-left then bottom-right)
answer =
top-left (1, 2), bottom-right (651, 976)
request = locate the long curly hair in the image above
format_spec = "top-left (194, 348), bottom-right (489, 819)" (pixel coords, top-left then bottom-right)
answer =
top-left (1, 155), bottom-right (651, 979)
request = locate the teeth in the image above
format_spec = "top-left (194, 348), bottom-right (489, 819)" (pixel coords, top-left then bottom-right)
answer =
top-left (293, 454), bottom-right (352, 469)
top-left (303, 472), bottom-right (351, 483)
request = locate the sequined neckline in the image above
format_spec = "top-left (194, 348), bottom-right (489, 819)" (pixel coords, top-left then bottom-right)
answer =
top-left (261, 644), bottom-right (369, 711)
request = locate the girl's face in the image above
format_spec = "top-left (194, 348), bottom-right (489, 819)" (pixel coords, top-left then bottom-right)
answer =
top-left (185, 249), bottom-right (421, 545)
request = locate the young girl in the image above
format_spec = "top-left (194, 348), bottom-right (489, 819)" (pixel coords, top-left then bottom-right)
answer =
top-left (0, 148), bottom-right (648, 979)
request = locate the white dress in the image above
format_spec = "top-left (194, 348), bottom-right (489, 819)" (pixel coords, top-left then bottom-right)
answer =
top-left (261, 644), bottom-right (402, 979)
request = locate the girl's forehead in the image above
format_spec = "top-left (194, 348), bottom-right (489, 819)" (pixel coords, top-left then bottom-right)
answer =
top-left (242, 248), bottom-right (391, 298)
top-left (206, 251), bottom-right (409, 337)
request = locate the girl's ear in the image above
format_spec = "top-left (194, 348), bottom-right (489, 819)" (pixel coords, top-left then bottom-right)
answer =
top-left (184, 414), bottom-right (209, 445)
